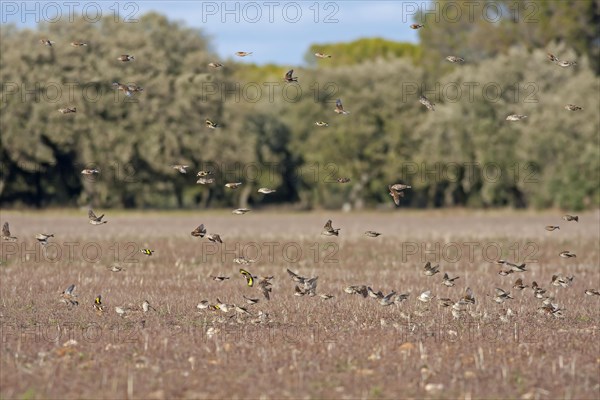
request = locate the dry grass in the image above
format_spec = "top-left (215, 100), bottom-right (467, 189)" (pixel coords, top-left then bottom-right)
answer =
top-left (1, 210), bottom-right (599, 399)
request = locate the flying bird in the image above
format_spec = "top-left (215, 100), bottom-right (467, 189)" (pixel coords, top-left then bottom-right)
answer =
top-left (446, 56), bottom-right (464, 63)
top-left (565, 104), bottom-right (583, 111)
top-left (314, 121), bottom-right (329, 127)
top-left (225, 182), bottom-right (242, 189)
top-left (171, 165), bottom-right (189, 174)
top-left (2, 223), bottom-right (17, 242)
top-left (423, 262), bottom-right (440, 276)
top-left (232, 208), bottom-right (251, 215)
top-left (334, 99), bottom-right (350, 115)
top-left (441, 273), bottom-right (459, 287)
top-left (205, 119), bottom-right (219, 129)
top-left (117, 54), bottom-right (135, 62)
top-left (321, 219), bottom-right (340, 236)
top-left (70, 41), bottom-right (87, 47)
top-left (545, 225), bottom-right (560, 231)
top-left (88, 209), bottom-right (107, 225)
top-left (258, 188), bottom-right (276, 194)
top-left (559, 251), bottom-right (576, 258)
top-left (419, 95), bottom-right (435, 111)
top-left (58, 107), bottom-right (77, 114)
top-left (562, 215), bottom-right (578, 222)
top-left (506, 114), bottom-right (527, 121)
top-left (208, 62), bottom-right (223, 68)
top-left (207, 233), bottom-right (223, 244)
top-left (284, 69), bottom-right (298, 82)
top-left (40, 39), bottom-right (54, 46)
top-left (314, 52), bottom-right (332, 58)
top-left (81, 168), bottom-right (99, 175)
top-left (191, 224), bottom-right (206, 238)
top-left (410, 24), bottom-right (424, 29)
top-left (235, 51), bottom-right (252, 57)
top-left (364, 231), bottom-right (381, 237)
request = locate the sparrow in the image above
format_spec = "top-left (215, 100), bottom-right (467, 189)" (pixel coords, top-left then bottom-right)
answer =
top-left (562, 215), bottom-right (578, 222)
top-left (140, 249), bottom-right (154, 256)
top-left (417, 290), bottom-right (434, 303)
top-left (491, 288), bottom-right (513, 303)
top-left (284, 69), bottom-right (298, 82)
top-left (364, 231), bottom-right (381, 237)
top-left (235, 51), bottom-right (252, 57)
top-left (321, 219), bottom-right (340, 236)
top-left (258, 187), bottom-right (276, 194)
top-left (545, 225), bottom-right (560, 231)
top-left (232, 208), bottom-right (251, 215)
top-left (584, 289), bottom-right (600, 296)
top-left (88, 209), bottom-right (107, 225)
top-left (210, 275), bottom-right (230, 282)
top-left (208, 62), bottom-right (223, 68)
top-left (419, 95), bottom-right (435, 111)
top-left (207, 233), bottom-right (223, 244)
top-left (60, 284), bottom-right (79, 306)
top-left (388, 184), bottom-right (411, 206)
top-left (81, 169), bottom-right (99, 175)
top-left (513, 278), bottom-right (528, 290)
top-left (40, 39), bottom-right (54, 46)
top-left (58, 107), bottom-right (77, 114)
top-left (171, 165), bottom-right (189, 174)
top-left (565, 104), bottom-right (583, 111)
top-left (314, 121), bottom-right (329, 127)
top-left (551, 274), bottom-right (574, 288)
top-left (344, 285), bottom-right (368, 298)
top-left (379, 291), bottom-right (397, 306)
top-left (225, 182), bottom-right (242, 189)
top-left (410, 24), bottom-right (424, 29)
top-left (559, 251), bottom-right (576, 258)
top-left (441, 272), bottom-right (459, 287)
top-left (461, 287), bottom-right (476, 305)
top-left (287, 269), bottom-right (307, 284)
top-left (506, 114), bottom-right (527, 121)
top-left (334, 99), bottom-right (350, 115)
top-left (35, 233), bottom-right (54, 245)
top-left (336, 178), bottom-right (351, 183)
top-left (446, 56), bottom-right (464, 63)
top-left (142, 300), bottom-right (156, 312)
top-left (197, 177), bottom-right (215, 185)
top-left (423, 262), bottom-right (440, 276)
top-left (117, 54), bottom-right (135, 62)
top-left (205, 119), bottom-right (219, 129)
top-left (314, 52), bottom-right (332, 58)
top-left (71, 41), bottom-right (87, 47)
top-left (2, 222), bottom-right (17, 242)
top-left (531, 281), bottom-right (547, 298)
top-left (191, 224), bottom-right (207, 238)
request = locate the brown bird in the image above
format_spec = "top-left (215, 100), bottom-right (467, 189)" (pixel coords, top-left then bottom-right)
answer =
top-left (419, 95), bottom-right (435, 111)
top-left (388, 184), bottom-right (411, 206)
top-left (513, 278), bottom-right (528, 290)
top-left (559, 251), bottom-right (576, 258)
top-left (117, 54), bottom-right (135, 62)
top-left (336, 177), bottom-right (351, 183)
top-left (207, 233), bottom-right (223, 244)
top-left (545, 225), bottom-right (560, 231)
top-left (321, 219), bottom-right (340, 236)
top-left (562, 215), bottom-right (579, 222)
top-left (284, 69), bottom-right (298, 82)
top-left (446, 56), bottom-right (465, 63)
top-left (208, 62), bottom-right (223, 68)
top-left (71, 41), bottom-right (88, 47)
top-left (225, 182), bottom-right (242, 189)
top-left (2, 222), bottom-right (17, 242)
top-left (410, 24), bottom-right (424, 29)
top-left (314, 52), bottom-right (332, 58)
top-left (58, 107), bottom-right (77, 114)
top-left (88, 209), bottom-right (107, 225)
top-left (191, 224), bottom-right (206, 238)
top-left (40, 39), bottom-right (54, 47)
top-left (334, 99), bottom-right (350, 115)
top-left (235, 51), bottom-right (252, 57)
top-left (565, 104), bottom-right (583, 111)
top-left (584, 289), bottom-right (600, 296)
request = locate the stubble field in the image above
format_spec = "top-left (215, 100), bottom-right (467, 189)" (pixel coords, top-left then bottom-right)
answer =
top-left (1, 210), bottom-right (599, 399)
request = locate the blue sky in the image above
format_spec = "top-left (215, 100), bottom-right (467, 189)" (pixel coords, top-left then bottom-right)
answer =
top-left (1, 1), bottom-right (422, 65)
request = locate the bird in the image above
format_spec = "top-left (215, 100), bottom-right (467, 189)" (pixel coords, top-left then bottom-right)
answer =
top-left (321, 219), bottom-right (340, 236)
top-left (117, 54), bottom-right (135, 62)
top-left (258, 279), bottom-right (273, 300)
top-left (531, 281), bottom-right (547, 298)
top-left (364, 231), bottom-right (381, 237)
top-left (115, 306), bottom-right (127, 317)
top-left (498, 269), bottom-right (514, 276)
top-left (551, 274), bottom-right (574, 288)
top-left (81, 169), bottom-right (99, 175)
top-left (171, 165), bottom-right (189, 174)
top-left (410, 23), bottom-right (424, 29)
top-left (557, 60), bottom-right (577, 67)
top-left (314, 52), bottom-right (332, 58)
top-left (70, 41), bottom-right (87, 47)
top-left (379, 291), bottom-right (397, 306)
top-left (88, 209), bottom-right (107, 225)
top-left (584, 289), bottom-right (600, 296)
top-left (142, 300), bottom-right (156, 312)
top-left (314, 121), bottom-right (329, 127)
top-left (284, 69), bottom-right (298, 82)
top-left (388, 184), bottom-right (411, 206)
top-left (234, 256), bottom-right (256, 265)
top-left (513, 278), bottom-right (528, 290)
top-left (419, 95), bottom-right (435, 111)
top-left (547, 53), bottom-right (560, 63)
top-left (225, 182), bottom-right (242, 189)
top-left (446, 56), bottom-right (464, 63)
top-left (112, 82), bottom-right (142, 97)
top-left (2, 222), bottom-right (17, 242)
top-left (437, 298), bottom-right (454, 307)
top-left (423, 262), bottom-right (440, 276)
top-left (60, 284), bottom-right (79, 306)
top-left (191, 224), bottom-right (207, 238)
top-left (565, 104), bottom-right (583, 111)
top-left (205, 119), bottom-right (219, 129)
top-left (506, 114), bottom-right (527, 121)
top-left (491, 288), bottom-right (513, 303)
top-left (207, 233), bottom-right (223, 244)
top-left (210, 275), bottom-right (230, 282)
top-left (58, 107), bottom-right (77, 114)
top-left (93, 295), bottom-right (104, 312)
top-left (320, 294), bottom-right (334, 300)
top-left (197, 170), bottom-right (214, 177)
top-left (196, 300), bottom-right (210, 310)
top-left (258, 188), bottom-right (276, 194)
top-left (562, 215), bottom-right (579, 222)
top-left (286, 268), bottom-right (307, 284)
top-left (441, 273), bottom-right (459, 287)
top-left (235, 305), bottom-right (252, 315)
top-left (294, 285), bottom-right (306, 297)
top-left (496, 260), bottom-right (526, 272)
top-left (208, 62), bottom-right (223, 68)
top-left (240, 269), bottom-right (255, 287)
top-left (336, 177), bottom-right (351, 183)
top-left (235, 51), bottom-right (252, 57)
top-left (559, 251), bottom-right (576, 258)
top-left (35, 233), bottom-right (54, 246)
top-left (140, 249), bottom-right (154, 256)
top-left (243, 295), bottom-right (259, 304)
top-left (344, 285), bottom-right (368, 298)
top-left (232, 208), bottom-right (251, 215)
top-left (461, 287), bottom-right (476, 305)
top-left (545, 225), bottom-right (560, 231)
top-left (334, 99), bottom-right (350, 115)
top-left (367, 287), bottom-right (384, 299)
top-left (417, 291), bottom-right (434, 303)
top-left (197, 177), bottom-right (215, 185)
top-left (107, 264), bottom-right (125, 272)
top-left (40, 39), bottom-right (54, 46)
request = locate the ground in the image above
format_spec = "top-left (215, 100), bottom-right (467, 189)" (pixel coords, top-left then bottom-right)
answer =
top-left (1, 210), bottom-right (599, 399)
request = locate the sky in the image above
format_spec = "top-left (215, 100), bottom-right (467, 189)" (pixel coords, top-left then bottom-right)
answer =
top-left (1, 1), bottom-right (423, 65)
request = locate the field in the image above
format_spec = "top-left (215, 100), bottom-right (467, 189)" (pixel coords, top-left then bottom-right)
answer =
top-left (1, 210), bottom-right (599, 399)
